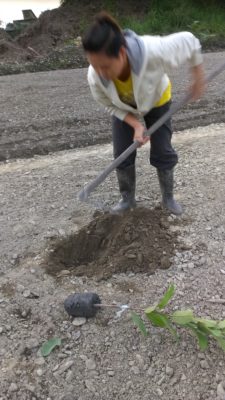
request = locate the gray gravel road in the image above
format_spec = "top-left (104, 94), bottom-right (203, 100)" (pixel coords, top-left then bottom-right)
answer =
top-left (0, 51), bottom-right (225, 161)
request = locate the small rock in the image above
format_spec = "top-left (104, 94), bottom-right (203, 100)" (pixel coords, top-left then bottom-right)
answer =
top-left (85, 359), bottom-right (96, 370)
top-left (131, 366), bottom-right (140, 375)
top-left (57, 360), bottom-right (74, 375)
top-left (24, 384), bottom-right (35, 393)
top-left (157, 375), bottom-right (165, 385)
top-left (36, 368), bottom-right (44, 377)
top-left (72, 318), bottom-right (86, 327)
top-left (156, 388), bottom-right (163, 396)
top-left (136, 354), bottom-right (144, 367)
top-left (85, 379), bottom-right (95, 392)
top-left (23, 289), bottom-right (31, 298)
top-left (22, 289), bottom-right (39, 299)
top-left (181, 373), bottom-right (186, 381)
top-left (216, 373), bottom-right (222, 384)
top-left (200, 360), bottom-right (209, 369)
top-left (217, 382), bottom-right (225, 399)
top-left (35, 358), bottom-right (45, 366)
top-left (72, 331), bottom-right (81, 341)
top-left (0, 327), bottom-right (3, 334)
top-left (198, 353), bottom-right (205, 360)
top-left (170, 375), bottom-right (180, 386)
top-left (21, 309), bottom-right (30, 318)
top-left (147, 366), bottom-right (155, 377)
top-left (8, 383), bottom-right (18, 392)
top-left (160, 256), bottom-right (170, 269)
top-left (108, 370), bottom-right (115, 377)
top-left (126, 254), bottom-right (136, 259)
top-left (165, 366), bottom-right (174, 377)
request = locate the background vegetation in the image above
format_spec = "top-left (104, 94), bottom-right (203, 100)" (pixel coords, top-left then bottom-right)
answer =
top-left (60, 0), bottom-right (225, 46)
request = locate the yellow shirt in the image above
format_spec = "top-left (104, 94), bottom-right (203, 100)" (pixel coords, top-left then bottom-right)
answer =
top-left (154, 80), bottom-right (172, 107)
top-left (114, 75), bottom-right (171, 108)
top-left (114, 75), bottom-right (136, 107)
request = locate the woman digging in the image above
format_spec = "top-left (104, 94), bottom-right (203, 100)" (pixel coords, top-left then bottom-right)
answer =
top-left (82, 12), bottom-right (205, 215)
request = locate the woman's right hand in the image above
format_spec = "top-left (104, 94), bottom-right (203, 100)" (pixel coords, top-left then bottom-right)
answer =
top-left (133, 123), bottom-right (149, 146)
top-left (124, 113), bottom-right (149, 146)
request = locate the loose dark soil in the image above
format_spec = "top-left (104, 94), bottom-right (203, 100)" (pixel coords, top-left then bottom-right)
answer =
top-left (45, 208), bottom-right (179, 279)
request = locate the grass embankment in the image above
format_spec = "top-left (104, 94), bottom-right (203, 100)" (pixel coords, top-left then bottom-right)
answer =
top-left (114, 0), bottom-right (225, 49)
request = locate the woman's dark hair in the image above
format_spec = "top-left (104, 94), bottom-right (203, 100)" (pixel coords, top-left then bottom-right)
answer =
top-left (82, 12), bottom-right (126, 57)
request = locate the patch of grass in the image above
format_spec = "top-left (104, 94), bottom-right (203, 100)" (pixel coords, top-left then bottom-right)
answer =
top-left (120, 0), bottom-right (225, 47)
top-left (61, 0), bottom-right (225, 49)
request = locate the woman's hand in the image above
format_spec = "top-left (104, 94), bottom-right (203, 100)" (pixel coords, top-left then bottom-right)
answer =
top-left (133, 124), bottom-right (149, 145)
top-left (124, 113), bottom-right (149, 146)
top-left (190, 64), bottom-right (206, 101)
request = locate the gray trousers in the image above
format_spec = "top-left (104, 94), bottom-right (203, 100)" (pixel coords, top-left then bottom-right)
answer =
top-left (112, 101), bottom-right (178, 170)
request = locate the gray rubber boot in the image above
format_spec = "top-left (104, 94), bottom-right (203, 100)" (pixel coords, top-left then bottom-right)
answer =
top-left (112, 165), bottom-right (136, 213)
top-left (157, 168), bottom-right (182, 215)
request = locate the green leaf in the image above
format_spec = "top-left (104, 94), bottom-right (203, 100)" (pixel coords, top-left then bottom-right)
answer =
top-left (196, 318), bottom-right (218, 328)
top-left (207, 328), bottom-right (223, 338)
top-left (216, 337), bottom-right (225, 352)
top-left (40, 337), bottom-right (62, 357)
top-left (218, 320), bottom-right (225, 329)
top-left (144, 305), bottom-right (156, 315)
top-left (147, 311), bottom-right (179, 338)
top-left (187, 324), bottom-right (208, 351)
top-left (157, 285), bottom-right (175, 309)
top-left (172, 309), bottom-right (194, 325)
top-left (146, 311), bottom-right (168, 327)
top-left (131, 311), bottom-right (148, 337)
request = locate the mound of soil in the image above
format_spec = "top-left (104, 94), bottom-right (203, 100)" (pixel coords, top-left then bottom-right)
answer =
top-left (15, 1), bottom-right (149, 54)
top-left (44, 208), bottom-right (179, 280)
top-left (0, 0), bottom-right (149, 68)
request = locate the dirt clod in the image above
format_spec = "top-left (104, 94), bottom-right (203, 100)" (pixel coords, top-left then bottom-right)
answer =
top-left (45, 208), bottom-right (178, 279)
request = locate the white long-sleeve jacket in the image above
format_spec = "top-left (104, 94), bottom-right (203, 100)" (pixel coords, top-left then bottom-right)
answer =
top-left (87, 30), bottom-right (203, 121)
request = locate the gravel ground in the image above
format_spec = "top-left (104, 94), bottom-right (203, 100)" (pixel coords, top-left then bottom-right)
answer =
top-left (0, 120), bottom-right (225, 399)
top-left (0, 51), bottom-right (225, 161)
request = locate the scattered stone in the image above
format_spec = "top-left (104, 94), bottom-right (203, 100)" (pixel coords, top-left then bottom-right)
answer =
top-left (200, 360), bottom-right (209, 369)
top-left (131, 366), bottom-right (140, 375)
top-left (85, 358), bottom-right (96, 370)
top-left (157, 375), bottom-right (165, 385)
top-left (160, 256), bottom-right (171, 269)
top-left (85, 379), bottom-right (95, 392)
top-left (35, 357), bottom-right (45, 366)
top-left (147, 367), bottom-right (155, 377)
top-left (136, 354), bottom-right (144, 367)
top-left (156, 388), bottom-right (163, 396)
top-left (217, 382), bottom-right (225, 399)
top-left (23, 289), bottom-right (31, 298)
top-left (36, 368), bottom-right (44, 377)
top-left (22, 289), bottom-right (39, 299)
top-left (72, 318), bottom-right (86, 327)
top-left (72, 330), bottom-right (81, 340)
top-left (8, 383), bottom-right (18, 392)
top-left (107, 370), bottom-right (115, 377)
top-left (166, 366), bottom-right (174, 377)
top-left (57, 360), bottom-right (74, 375)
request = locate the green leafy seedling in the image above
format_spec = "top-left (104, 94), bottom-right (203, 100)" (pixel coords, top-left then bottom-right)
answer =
top-left (131, 285), bottom-right (225, 353)
top-left (157, 284), bottom-right (175, 309)
top-left (131, 311), bottom-right (148, 337)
